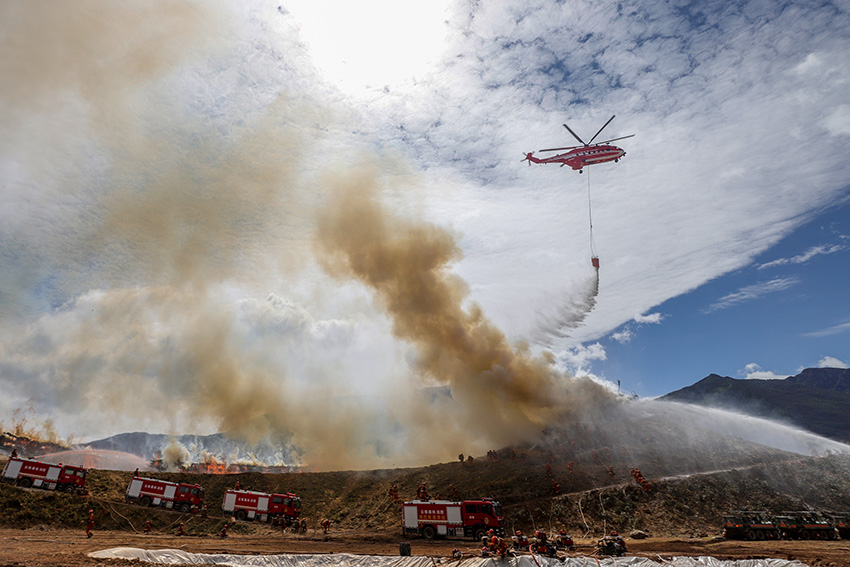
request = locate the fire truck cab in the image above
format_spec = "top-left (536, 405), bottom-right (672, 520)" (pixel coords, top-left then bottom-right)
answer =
top-left (1, 457), bottom-right (87, 494)
top-left (222, 489), bottom-right (301, 523)
top-left (402, 498), bottom-right (505, 540)
top-left (125, 477), bottom-right (205, 513)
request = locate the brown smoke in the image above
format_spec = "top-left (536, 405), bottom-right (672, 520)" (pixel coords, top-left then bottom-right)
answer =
top-left (0, 1), bottom-right (220, 133)
top-left (315, 169), bottom-right (616, 451)
top-left (2, 2), bottom-right (618, 470)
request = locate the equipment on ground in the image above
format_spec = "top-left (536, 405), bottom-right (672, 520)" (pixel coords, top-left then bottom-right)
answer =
top-left (222, 489), bottom-right (301, 524)
top-left (597, 533), bottom-right (627, 556)
top-left (723, 511), bottom-right (780, 540)
top-left (401, 498), bottom-right (505, 540)
top-left (0, 456), bottom-right (87, 494)
top-left (775, 511), bottom-right (838, 540)
top-left (125, 476), bottom-right (204, 513)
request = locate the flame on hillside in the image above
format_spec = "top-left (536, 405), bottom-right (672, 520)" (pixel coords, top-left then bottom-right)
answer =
top-left (1, 408), bottom-right (75, 450)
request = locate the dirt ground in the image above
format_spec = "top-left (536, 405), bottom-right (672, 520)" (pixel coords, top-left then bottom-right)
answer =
top-left (1, 528), bottom-right (849, 567)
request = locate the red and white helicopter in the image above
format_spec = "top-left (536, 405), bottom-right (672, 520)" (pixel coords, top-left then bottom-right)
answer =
top-left (523, 115), bottom-right (634, 173)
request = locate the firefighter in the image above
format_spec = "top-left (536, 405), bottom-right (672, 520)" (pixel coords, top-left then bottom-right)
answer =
top-left (219, 523), bottom-right (229, 538)
top-left (458, 453), bottom-right (464, 463)
top-left (176, 522), bottom-right (185, 536)
top-left (10, 448), bottom-right (17, 458)
top-left (496, 536), bottom-right (510, 558)
top-left (133, 468), bottom-right (139, 477)
top-left (513, 529), bottom-right (529, 549)
top-left (321, 519), bottom-right (331, 534)
top-left (449, 484), bottom-right (459, 500)
top-left (201, 504), bottom-right (208, 518)
top-left (85, 509), bottom-right (95, 539)
top-left (610, 531), bottom-right (626, 549)
top-left (479, 536), bottom-right (492, 557)
top-left (608, 465), bottom-right (616, 478)
top-left (545, 462), bottom-right (552, 477)
top-left (235, 480), bottom-right (241, 490)
top-left (452, 548), bottom-right (463, 560)
top-left (300, 518), bottom-right (307, 533)
top-left (143, 520), bottom-right (151, 534)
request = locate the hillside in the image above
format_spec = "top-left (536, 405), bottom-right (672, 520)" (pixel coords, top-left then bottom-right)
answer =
top-left (2, 452), bottom-right (850, 539)
top-left (658, 368), bottom-right (850, 442)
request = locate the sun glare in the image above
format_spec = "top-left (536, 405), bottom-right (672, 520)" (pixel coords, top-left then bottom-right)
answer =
top-left (286, 0), bottom-right (452, 95)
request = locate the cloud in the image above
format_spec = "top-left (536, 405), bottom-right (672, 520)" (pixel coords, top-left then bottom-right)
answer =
top-left (757, 244), bottom-right (846, 270)
top-left (703, 277), bottom-right (799, 313)
top-left (804, 321), bottom-right (850, 338)
top-left (821, 104), bottom-right (850, 137)
top-left (818, 356), bottom-right (849, 369)
top-left (611, 329), bottom-right (633, 344)
top-left (634, 312), bottom-right (664, 325)
top-left (740, 363), bottom-right (789, 381)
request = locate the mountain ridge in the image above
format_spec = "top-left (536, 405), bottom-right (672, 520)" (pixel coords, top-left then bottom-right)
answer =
top-left (658, 367), bottom-right (850, 443)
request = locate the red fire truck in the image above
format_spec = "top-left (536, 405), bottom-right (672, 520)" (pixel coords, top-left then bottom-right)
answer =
top-left (222, 489), bottom-right (302, 524)
top-left (1, 457), bottom-right (87, 494)
top-left (125, 477), bottom-right (205, 513)
top-left (402, 498), bottom-right (505, 540)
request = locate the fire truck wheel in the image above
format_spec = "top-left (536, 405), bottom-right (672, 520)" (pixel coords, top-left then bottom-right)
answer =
top-left (801, 530), bottom-right (811, 540)
top-left (744, 529), bottom-right (755, 541)
top-left (17, 478), bottom-right (32, 488)
top-left (64, 484), bottom-right (76, 494)
top-left (236, 509), bottom-right (248, 521)
top-left (756, 530), bottom-right (765, 540)
top-left (474, 528), bottom-right (487, 541)
top-left (140, 496), bottom-right (152, 507)
top-left (179, 503), bottom-right (191, 513)
top-left (422, 525), bottom-right (436, 540)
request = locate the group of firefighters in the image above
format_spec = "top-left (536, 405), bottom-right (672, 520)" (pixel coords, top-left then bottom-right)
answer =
top-left (399, 482), bottom-right (460, 503)
top-left (475, 528), bottom-right (576, 558)
top-left (631, 468), bottom-right (652, 492)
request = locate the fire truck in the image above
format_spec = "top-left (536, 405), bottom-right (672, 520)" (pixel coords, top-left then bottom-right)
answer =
top-left (222, 489), bottom-right (302, 524)
top-left (402, 498), bottom-right (505, 540)
top-left (1, 457), bottom-right (87, 494)
top-left (125, 477), bottom-right (205, 513)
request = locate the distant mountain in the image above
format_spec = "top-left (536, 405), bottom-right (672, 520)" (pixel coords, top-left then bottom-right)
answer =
top-left (658, 367), bottom-right (850, 443)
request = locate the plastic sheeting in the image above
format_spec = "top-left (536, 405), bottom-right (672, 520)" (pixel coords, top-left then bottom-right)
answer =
top-left (88, 547), bottom-right (809, 567)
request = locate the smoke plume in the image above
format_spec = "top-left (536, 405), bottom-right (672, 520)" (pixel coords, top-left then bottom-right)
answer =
top-left (315, 170), bottom-right (617, 452)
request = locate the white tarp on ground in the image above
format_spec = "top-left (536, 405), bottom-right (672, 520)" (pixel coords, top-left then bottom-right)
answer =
top-left (88, 547), bottom-right (809, 567)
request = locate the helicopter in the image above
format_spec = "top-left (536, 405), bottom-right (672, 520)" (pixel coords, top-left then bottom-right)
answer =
top-left (522, 115), bottom-right (634, 173)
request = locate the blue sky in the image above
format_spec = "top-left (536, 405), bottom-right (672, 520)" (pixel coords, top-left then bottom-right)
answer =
top-left (1, 0), bottom-right (850, 466)
top-left (599, 199), bottom-right (850, 397)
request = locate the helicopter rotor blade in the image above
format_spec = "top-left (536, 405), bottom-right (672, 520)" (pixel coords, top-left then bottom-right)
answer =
top-left (562, 124), bottom-right (586, 146)
top-left (596, 134), bottom-right (635, 145)
top-left (588, 114), bottom-right (616, 145)
top-left (539, 145), bottom-right (581, 152)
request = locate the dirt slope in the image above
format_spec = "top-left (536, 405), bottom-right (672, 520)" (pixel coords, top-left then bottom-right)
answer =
top-left (2, 452), bottom-right (850, 538)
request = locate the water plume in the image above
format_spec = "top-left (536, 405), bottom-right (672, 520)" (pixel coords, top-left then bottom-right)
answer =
top-left (534, 269), bottom-right (600, 344)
